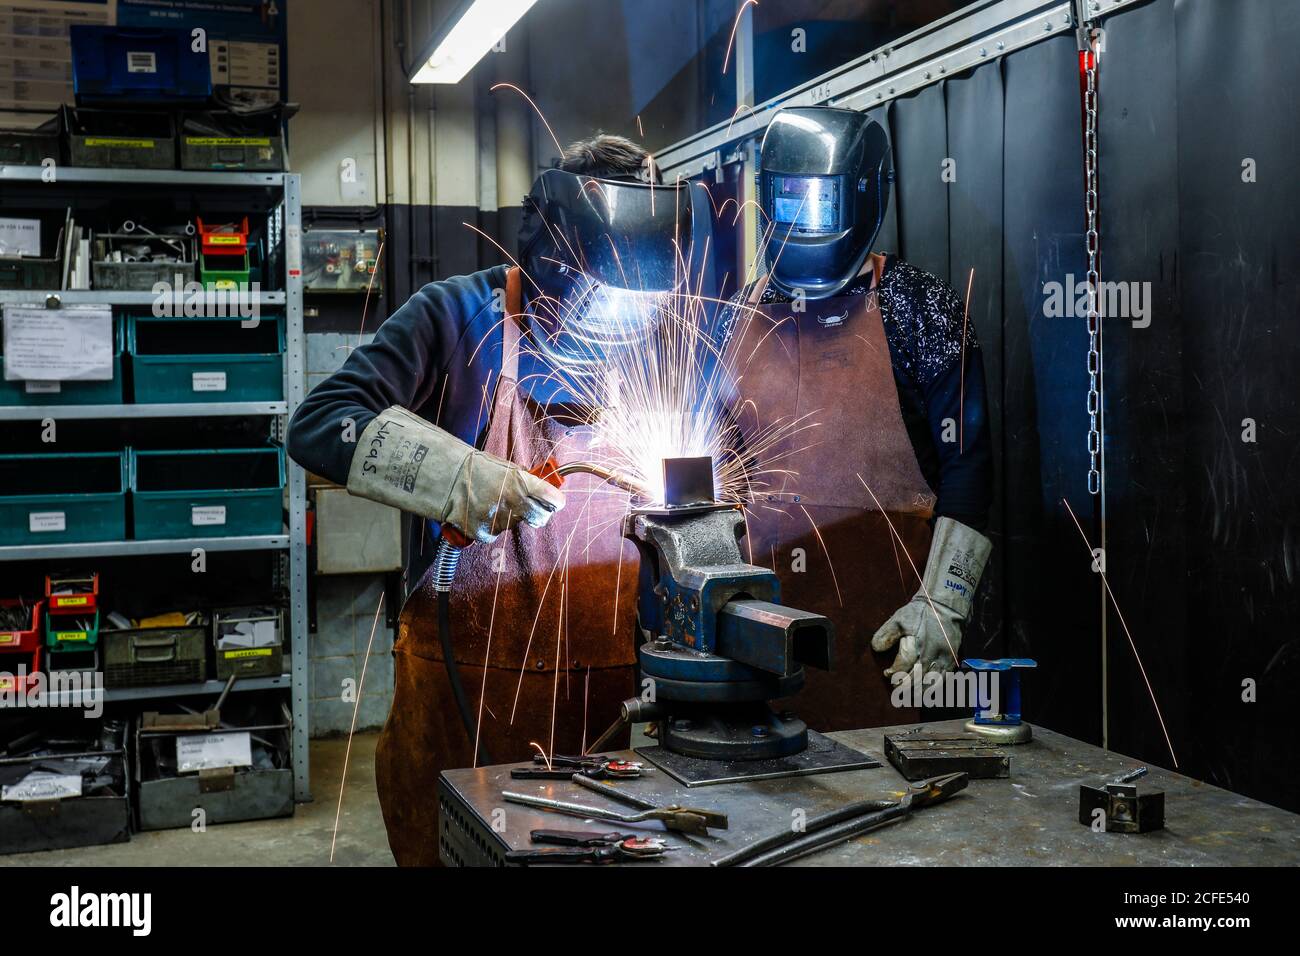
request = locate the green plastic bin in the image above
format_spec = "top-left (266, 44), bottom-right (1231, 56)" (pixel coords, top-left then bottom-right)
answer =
top-left (0, 451), bottom-right (128, 546)
top-left (45, 608), bottom-right (100, 651)
top-left (0, 318), bottom-right (125, 406)
top-left (130, 445), bottom-right (284, 539)
top-left (127, 315), bottom-right (284, 403)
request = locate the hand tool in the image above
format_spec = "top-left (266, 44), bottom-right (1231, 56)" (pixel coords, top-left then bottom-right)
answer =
top-left (502, 776), bottom-right (728, 836)
top-left (713, 772), bottom-right (969, 867)
top-left (1079, 766), bottom-right (1164, 833)
top-left (510, 754), bottom-right (644, 780)
top-left (505, 830), bottom-right (674, 864)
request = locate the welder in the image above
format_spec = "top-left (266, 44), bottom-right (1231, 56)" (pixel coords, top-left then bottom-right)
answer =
top-left (287, 135), bottom-right (705, 865)
top-left (720, 106), bottom-right (993, 731)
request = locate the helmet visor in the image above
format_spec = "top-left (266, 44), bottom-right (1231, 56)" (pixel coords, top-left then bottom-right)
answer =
top-left (770, 174), bottom-right (841, 235)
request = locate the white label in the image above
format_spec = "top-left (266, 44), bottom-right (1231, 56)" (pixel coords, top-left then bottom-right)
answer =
top-left (0, 218), bottom-right (41, 257)
top-left (192, 505), bottom-right (227, 526)
top-left (127, 51), bottom-right (158, 74)
top-left (192, 371), bottom-right (227, 392)
top-left (29, 511), bottom-right (66, 533)
top-left (3, 306), bottom-right (113, 382)
top-left (2, 772), bottom-right (83, 802)
top-left (176, 732), bottom-right (251, 773)
top-left (24, 380), bottom-right (61, 394)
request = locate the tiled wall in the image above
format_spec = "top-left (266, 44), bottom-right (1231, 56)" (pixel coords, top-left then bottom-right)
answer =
top-left (304, 330), bottom-right (396, 737)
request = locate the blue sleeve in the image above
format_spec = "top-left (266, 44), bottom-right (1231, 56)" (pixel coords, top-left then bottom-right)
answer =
top-left (286, 267), bottom-right (507, 486)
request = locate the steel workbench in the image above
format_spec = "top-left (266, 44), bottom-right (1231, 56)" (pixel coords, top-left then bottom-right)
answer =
top-left (437, 719), bottom-right (1300, 866)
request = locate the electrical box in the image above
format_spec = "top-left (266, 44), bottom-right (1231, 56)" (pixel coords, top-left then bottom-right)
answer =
top-left (302, 228), bottom-right (383, 292)
top-left (315, 487), bottom-right (403, 575)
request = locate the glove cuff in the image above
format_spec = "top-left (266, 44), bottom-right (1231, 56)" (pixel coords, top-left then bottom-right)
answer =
top-left (345, 406), bottom-right (470, 521)
top-left (916, 516), bottom-right (992, 621)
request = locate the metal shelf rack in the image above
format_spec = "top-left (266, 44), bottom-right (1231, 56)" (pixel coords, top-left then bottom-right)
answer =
top-left (0, 166), bottom-right (310, 802)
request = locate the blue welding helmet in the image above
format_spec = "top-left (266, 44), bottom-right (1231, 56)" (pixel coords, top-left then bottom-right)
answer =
top-left (759, 107), bottom-right (892, 301)
top-left (518, 168), bottom-right (710, 374)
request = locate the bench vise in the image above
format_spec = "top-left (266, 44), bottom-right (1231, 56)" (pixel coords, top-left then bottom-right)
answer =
top-left (621, 457), bottom-right (833, 762)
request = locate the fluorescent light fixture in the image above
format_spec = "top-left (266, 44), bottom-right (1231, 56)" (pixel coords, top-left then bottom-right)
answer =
top-left (409, 0), bottom-right (540, 84)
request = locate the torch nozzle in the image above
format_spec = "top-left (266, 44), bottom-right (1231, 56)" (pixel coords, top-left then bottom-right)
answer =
top-left (553, 460), bottom-right (648, 497)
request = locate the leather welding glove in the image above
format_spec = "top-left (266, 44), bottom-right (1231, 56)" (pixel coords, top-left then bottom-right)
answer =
top-left (346, 406), bottom-right (565, 543)
top-left (871, 516), bottom-right (992, 686)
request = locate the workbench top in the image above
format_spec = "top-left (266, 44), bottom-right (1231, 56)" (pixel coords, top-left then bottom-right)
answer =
top-left (438, 719), bottom-right (1300, 866)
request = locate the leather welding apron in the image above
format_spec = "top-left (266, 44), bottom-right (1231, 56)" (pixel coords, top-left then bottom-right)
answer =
top-left (728, 255), bottom-right (935, 732)
top-left (375, 268), bottom-right (639, 866)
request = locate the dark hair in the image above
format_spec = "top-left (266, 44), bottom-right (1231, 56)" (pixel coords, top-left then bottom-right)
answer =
top-left (558, 133), bottom-right (659, 183)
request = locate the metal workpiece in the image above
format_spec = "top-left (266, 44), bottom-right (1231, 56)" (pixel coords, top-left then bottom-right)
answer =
top-left (438, 720), bottom-right (1300, 867)
top-left (717, 599), bottom-right (833, 677)
top-left (1078, 767), bottom-right (1165, 833)
top-left (885, 729), bottom-right (1012, 781)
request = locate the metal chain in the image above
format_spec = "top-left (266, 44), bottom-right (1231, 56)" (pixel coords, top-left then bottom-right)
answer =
top-left (1083, 39), bottom-right (1101, 496)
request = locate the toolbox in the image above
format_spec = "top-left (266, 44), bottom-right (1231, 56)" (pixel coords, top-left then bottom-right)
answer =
top-left (0, 719), bottom-right (131, 855)
top-left (0, 450), bottom-right (129, 546)
top-left (213, 606), bottom-right (284, 680)
top-left (45, 571), bottom-right (100, 615)
top-left (45, 609), bottom-right (100, 652)
top-left (102, 617), bottom-right (207, 688)
top-left (134, 696), bottom-right (294, 831)
top-left (70, 26), bottom-right (211, 103)
top-left (65, 106), bottom-right (177, 170)
top-left (0, 109), bottom-right (63, 166)
top-left (182, 111), bottom-right (287, 171)
top-left (0, 599), bottom-right (42, 654)
top-left (0, 210), bottom-right (67, 291)
top-left (0, 317), bottom-right (125, 406)
top-left (130, 445), bottom-right (284, 539)
top-left (92, 233), bottom-right (196, 292)
top-left (127, 315), bottom-right (285, 403)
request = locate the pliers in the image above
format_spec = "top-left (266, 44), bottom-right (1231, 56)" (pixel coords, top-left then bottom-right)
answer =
top-left (505, 829), bottom-right (674, 865)
top-left (509, 753), bottom-right (644, 780)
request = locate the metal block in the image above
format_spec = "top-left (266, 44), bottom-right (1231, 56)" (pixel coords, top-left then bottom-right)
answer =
top-left (662, 455), bottom-right (716, 506)
top-left (884, 729), bottom-right (1011, 780)
top-left (1078, 784), bottom-right (1165, 833)
top-left (315, 486), bottom-right (402, 574)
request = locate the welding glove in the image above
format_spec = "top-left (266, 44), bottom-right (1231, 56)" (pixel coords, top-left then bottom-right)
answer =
top-left (346, 406), bottom-right (565, 543)
top-left (870, 517), bottom-right (991, 686)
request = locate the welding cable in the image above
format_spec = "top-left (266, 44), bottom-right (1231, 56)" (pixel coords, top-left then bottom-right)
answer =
top-left (710, 798), bottom-right (897, 868)
top-left (437, 590), bottom-right (492, 765)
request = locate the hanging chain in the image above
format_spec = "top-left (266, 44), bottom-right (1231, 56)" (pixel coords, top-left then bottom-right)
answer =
top-left (1083, 34), bottom-right (1102, 496)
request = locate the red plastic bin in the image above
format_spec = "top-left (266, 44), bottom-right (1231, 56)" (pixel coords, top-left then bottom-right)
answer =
top-left (0, 599), bottom-right (41, 654)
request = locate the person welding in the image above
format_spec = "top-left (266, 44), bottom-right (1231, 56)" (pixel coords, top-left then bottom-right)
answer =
top-left (287, 135), bottom-right (707, 865)
top-left (720, 106), bottom-right (993, 731)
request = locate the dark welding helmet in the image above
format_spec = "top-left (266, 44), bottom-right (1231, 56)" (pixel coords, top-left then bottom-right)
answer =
top-left (517, 169), bottom-right (710, 374)
top-left (759, 107), bottom-right (892, 301)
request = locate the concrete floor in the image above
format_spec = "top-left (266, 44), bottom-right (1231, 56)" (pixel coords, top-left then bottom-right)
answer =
top-left (1, 733), bottom-right (395, 867)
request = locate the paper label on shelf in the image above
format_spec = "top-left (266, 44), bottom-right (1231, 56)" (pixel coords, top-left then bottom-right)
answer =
top-left (0, 218), bottom-right (40, 257)
top-left (2, 772), bottom-right (83, 802)
top-left (2, 306), bottom-right (113, 382)
top-left (286, 224), bottom-right (301, 277)
top-left (127, 51), bottom-right (158, 74)
top-left (191, 505), bottom-right (227, 526)
top-left (29, 511), bottom-right (66, 533)
top-left (24, 380), bottom-right (61, 394)
top-left (192, 371), bottom-right (227, 392)
top-left (176, 732), bottom-right (252, 773)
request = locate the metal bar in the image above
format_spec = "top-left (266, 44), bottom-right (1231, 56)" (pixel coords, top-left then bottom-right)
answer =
top-left (37, 675), bottom-right (291, 708)
top-left (283, 173), bottom-right (311, 803)
top-left (0, 165), bottom-right (287, 187)
top-left (715, 599), bottom-right (832, 676)
top-left (0, 290), bottom-right (286, 306)
top-left (655, 0), bottom-right (1073, 178)
top-left (0, 402), bottom-right (287, 422)
top-left (0, 535), bottom-right (289, 563)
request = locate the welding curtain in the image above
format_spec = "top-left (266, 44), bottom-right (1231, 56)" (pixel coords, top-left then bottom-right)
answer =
top-left (872, 34), bottom-right (1100, 745)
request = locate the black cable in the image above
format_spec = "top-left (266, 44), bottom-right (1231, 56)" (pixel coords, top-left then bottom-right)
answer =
top-left (437, 590), bottom-right (492, 765)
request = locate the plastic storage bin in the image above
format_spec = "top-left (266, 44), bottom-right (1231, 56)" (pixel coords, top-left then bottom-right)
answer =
top-left (65, 106), bottom-right (176, 169)
top-left (0, 600), bottom-right (41, 654)
top-left (0, 109), bottom-right (62, 165)
top-left (130, 445), bottom-right (285, 539)
top-left (0, 317), bottom-right (125, 406)
top-left (45, 571), bottom-right (100, 614)
top-left (45, 608), bottom-right (100, 651)
top-left (91, 234), bottom-right (195, 292)
top-left (70, 26), bottom-right (211, 103)
top-left (102, 620), bottom-right (207, 687)
top-left (127, 315), bottom-right (285, 403)
top-left (181, 109), bottom-right (286, 171)
top-left (0, 451), bottom-right (128, 546)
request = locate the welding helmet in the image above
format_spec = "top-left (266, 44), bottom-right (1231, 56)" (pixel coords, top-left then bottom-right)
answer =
top-left (759, 107), bottom-right (892, 301)
top-left (517, 168), bottom-right (711, 374)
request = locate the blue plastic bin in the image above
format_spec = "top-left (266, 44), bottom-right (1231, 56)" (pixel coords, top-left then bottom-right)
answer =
top-left (128, 315), bottom-right (285, 403)
top-left (0, 451), bottom-right (128, 546)
top-left (70, 26), bottom-right (212, 103)
top-left (130, 445), bottom-right (285, 539)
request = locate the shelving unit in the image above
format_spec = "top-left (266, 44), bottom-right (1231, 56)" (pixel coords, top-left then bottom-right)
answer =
top-left (0, 167), bottom-right (311, 802)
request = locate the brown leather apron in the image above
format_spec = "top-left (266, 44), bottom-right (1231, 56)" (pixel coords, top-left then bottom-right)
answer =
top-left (728, 255), bottom-right (935, 731)
top-left (374, 268), bottom-right (639, 866)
